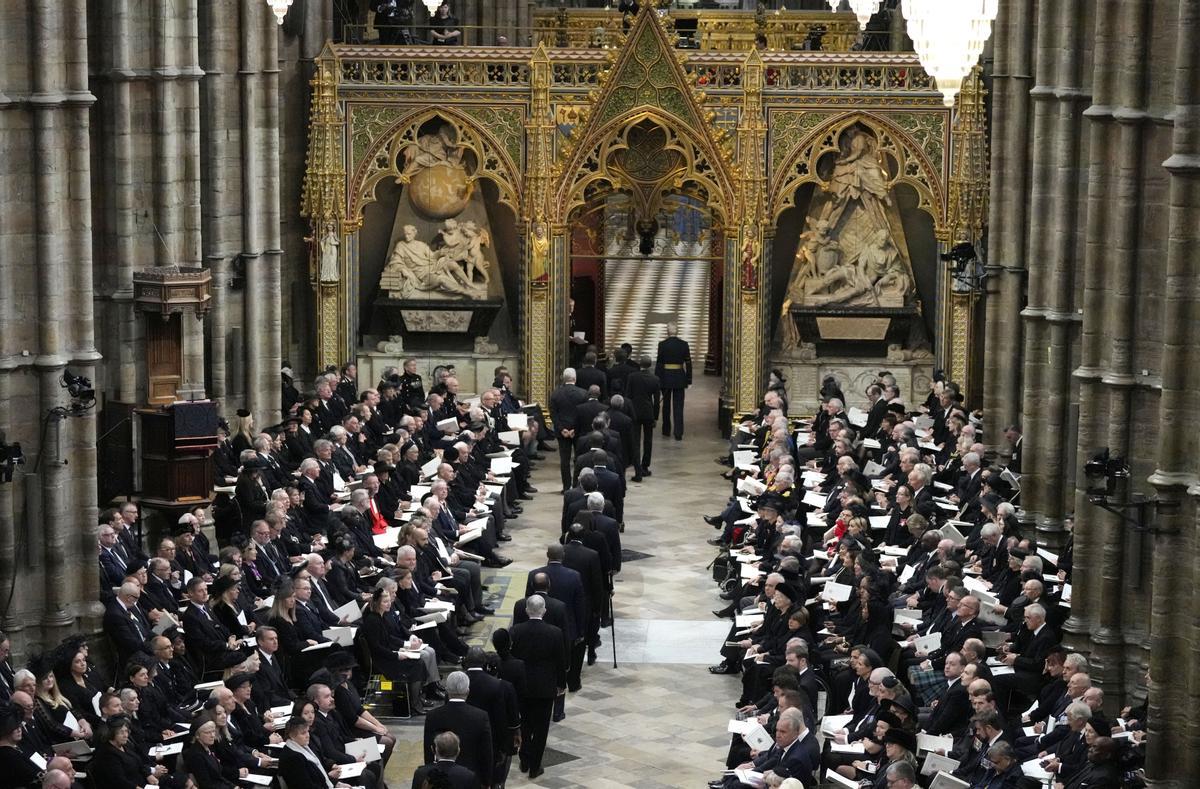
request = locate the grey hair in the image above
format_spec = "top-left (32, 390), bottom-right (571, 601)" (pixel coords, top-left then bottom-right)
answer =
top-left (350, 489), bottom-right (369, 507)
top-left (299, 458), bottom-right (320, 474)
top-left (586, 491), bottom-right (605, 511)
top-left (444, 671), bottom-right (470, 698)
top-left (1065, 701), bottom-right (1092, 722)
top-left (1025, 603), bottom-right (1046, 620)
top-left (328, 426), bottom-right (347, 439)
top-left (313, 438), bottom-right (333, 453)
top-left (1063, 653), bottom-right (1089, 672)
top-left (396, 545), bottom-right (416, 559)
top-left (526, 594), bottom-right (547, 617)
top-left (562, 368), bottom-right (577, 383)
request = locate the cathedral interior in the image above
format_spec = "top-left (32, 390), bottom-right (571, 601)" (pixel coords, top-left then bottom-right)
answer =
top-left (0, 0), bottom-right (1198, 786)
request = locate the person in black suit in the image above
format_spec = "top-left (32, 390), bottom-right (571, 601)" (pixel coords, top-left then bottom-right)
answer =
top-left (575, 352), bottom-right (608, 398)
top-left (861, 383), bottom-right (889, 439)
top-left (563, 524), bottom-right (606, 668)
top-left (605, 347), bottom-right (637, 396)
top-left (298, 458), bottom-right (338, 534)
top-left (423, 672), bottom-right (493, 787)
top-left (180, 578), bottom-right (249, 674)
top-left (623, 356), bottom-right (660, 481)
top-left (510, 595), bottom-right (567, 780)
top-left (548, 369), bottom-right (589, 492)
top-left (412, 731), bottom-right (482, 789)
top-left (98, 524), bottom-right (129, 592)
top-left (464, 647), bottom-right (521, 787)
top-left (992, 604), bottom-right (1061, 714)
top-left (524, 545), bottom-right (586, 652)
top-left (655, 322), bottom-right (692, 440)
top-left (604, 394), bottom-right (636, 474)
top-left (716, 707), bottom-right (819, 788)
top-left (279, 716), bottom-right (337, 789)
top-left (921, 651), bottom-right (974, 736)
top-left (511, 575), bottom-right (572, 660)
top-left (103, 582), bottom-right (153, 669)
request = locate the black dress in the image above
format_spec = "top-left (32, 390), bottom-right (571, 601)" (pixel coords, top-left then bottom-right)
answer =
top-left (183, 742), bottom-right (238, 789)
top-left (89, 741), bottom-right (146, 789)
top-left (360, 609), bottom-right (421, 681)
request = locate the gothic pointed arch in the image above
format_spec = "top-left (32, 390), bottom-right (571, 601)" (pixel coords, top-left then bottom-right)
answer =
top-left (548, 3), bottom-right (736, 227)
top-left (347, 105), bottom-right (523, 226)
top-left (769, 112), bottom-right (946, 232)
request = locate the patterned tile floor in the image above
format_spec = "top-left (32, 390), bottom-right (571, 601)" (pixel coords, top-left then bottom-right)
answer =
top-left (384, 376), bottom-right (745, 788)
top-left (603, 253), bottom-right (711, 363)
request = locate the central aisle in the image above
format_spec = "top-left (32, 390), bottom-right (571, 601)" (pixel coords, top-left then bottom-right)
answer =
top-left (385, 375), bottom-right (743, 789)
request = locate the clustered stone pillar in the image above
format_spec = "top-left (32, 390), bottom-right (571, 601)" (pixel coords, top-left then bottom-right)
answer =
top-left (987, 0), bottom-right (1200, 782)
top-left (14, 0), bottom-right (102, 643)
top-left (1145, 0), bottom-right (1200, 784)
top-left (981, 0), bottom-right (1033, 436)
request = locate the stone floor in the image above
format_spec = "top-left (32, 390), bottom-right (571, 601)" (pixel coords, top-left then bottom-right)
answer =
top-left (383, 375), bottom-right (745, 788)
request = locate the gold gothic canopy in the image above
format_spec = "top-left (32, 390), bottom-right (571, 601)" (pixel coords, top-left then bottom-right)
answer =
top-left (301, 3), bottom-right (988, 414)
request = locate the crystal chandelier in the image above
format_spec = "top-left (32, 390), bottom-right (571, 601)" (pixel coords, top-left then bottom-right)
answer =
top-left (422, 0), bottom-right (441, 15)
top-left (903, 0), bottom-right (998, 107)
top-left (846, 0), bottom-right (881, 29)
top-left (266, 0), bottom-right (292, 25)
top-left (826, 0), bottom-right (840, 11)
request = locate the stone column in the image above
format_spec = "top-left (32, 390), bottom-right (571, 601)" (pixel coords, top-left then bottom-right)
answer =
top-left (65, 0), bottom-right (102, 616)
top-left (1063, 0), bottom-right (1117, 659)
top-left (201, 0), bottom-right (239, 403)
top-left (30, 0), bottom-right (80, 636)
top-left (110, 0), bottom-right (140, 402)
top-left (261, 9), bottom-right (283, 426)
top-left (180, 0), bottom-right (207, 396)
top-left (1091, 0), bottom-right (1150, 697)
top-left (1145, 0), bottom-right (1200, 783)
top-left (239, 0), bottom-right (265, 416)
top-left (982, 0), bottom-right (1033, 436)
top-left (1037, 0), bottom-right (1087, 549)
top-left (1014, 0), bottom-right (1058, 536)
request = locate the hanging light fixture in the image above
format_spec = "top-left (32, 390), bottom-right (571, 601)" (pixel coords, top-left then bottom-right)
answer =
top-left (826, 0), bottom-right (841, 11)
top-left (846, 0), bottom-right (881, 29)
top-left (421, 0), bottom-right (442, 15)
top-left (903, 0), bottom-right (998, 107)
top-left (266, 0), bottom-right (292, 25)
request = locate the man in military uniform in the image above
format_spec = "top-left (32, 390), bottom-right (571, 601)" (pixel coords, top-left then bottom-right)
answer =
top-left (655, 322), bottom-right (692, 441)
top-left (398, 357), bottom-right (425, 413)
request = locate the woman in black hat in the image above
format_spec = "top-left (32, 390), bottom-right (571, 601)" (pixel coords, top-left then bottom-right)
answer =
top-left (182, 713), bottom-right (239, 788)
top-left (0, 703), bottom-right (40, 786)
top-left (210, 574), bottom-right (253, 640)
top-left (397, 440), bottom-right (421, 488)
top-left (89, 715), bottom-right (151, 788)
top-left (52, 638), bottom-right (103, 729)
top-left (231, 409), bottom-right (256, 457)
top-left (234, 457), bottom-right (269, 534)
top-left (874, 727), bottom-right (919, 787)
top-left (28, 652), bottom-right (91, 746)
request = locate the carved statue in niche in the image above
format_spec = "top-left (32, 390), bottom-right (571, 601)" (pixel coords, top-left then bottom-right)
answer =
top-left (318, 226), bottom-right (340, 283)
top-left (398, 124), bottom-right (475, 220)
top-left (784, 126), bottom-right (917, 310)
top-left (380, 221), bottom-right (490, 300)
top-left (529, 221), bottom-right (550, 282)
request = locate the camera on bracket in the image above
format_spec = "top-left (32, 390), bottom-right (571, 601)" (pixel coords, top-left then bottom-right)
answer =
top-left (1083, 447), bottom-right (1129, 503)
top-left (0, 434), bottom-right (24, 484)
